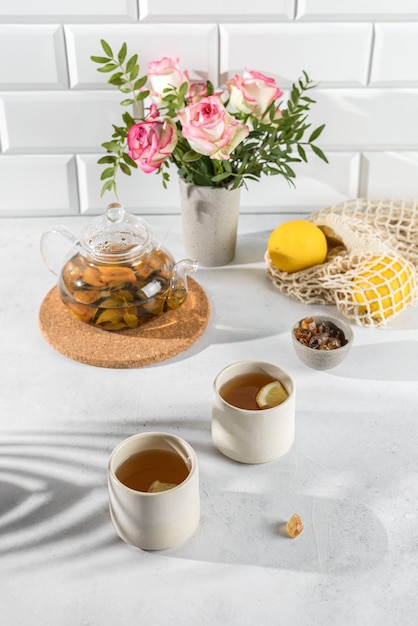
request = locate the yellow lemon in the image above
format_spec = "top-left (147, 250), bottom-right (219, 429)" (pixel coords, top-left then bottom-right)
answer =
top-left (353, 256), bottom-right (415, 320)
top-left (268, 220), bottom-right (328, 273)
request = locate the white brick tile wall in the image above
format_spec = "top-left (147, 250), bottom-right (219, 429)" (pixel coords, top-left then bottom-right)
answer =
top-left (297, 0), bottom-right (418, 21)
top-left (361, 152), bottom-right (418, 198)
top-left (0, 155), bottom-right (78, 216)
top-left (310, 89), bottom-right (418, 149)
top-left (0, 91), bottom-right (124, 152)
top-left (241, 152), bottom-right (361, 211)
top-left (0, 25), bottom-right (68, 89)
top-left (77, 154), bottom-right (181, 214)
top-left (370, 23), bottom-right (418, 86)
top-left (138, 0), bottom-right (295, 22)
top-left (220, 23), bottom-right (373, 87)
top-left (0, 0), bottom-right (138, 23)
top-left (1, 3), bottom-right (418, 217)
top-left (66, 24), bottom-right (218, 89)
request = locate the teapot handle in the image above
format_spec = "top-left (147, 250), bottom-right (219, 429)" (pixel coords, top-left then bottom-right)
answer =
top-left (40, 226), bottom-right (78, 276)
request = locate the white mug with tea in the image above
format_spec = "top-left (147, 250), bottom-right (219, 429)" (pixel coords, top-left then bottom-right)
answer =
top-left (108, 432), bottom-right (200, 550)
top-left (212, 360), bottom-right (296, 464)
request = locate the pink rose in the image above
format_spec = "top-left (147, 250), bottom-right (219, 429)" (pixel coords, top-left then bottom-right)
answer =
top-left (227, 69), bottom-right (283, 118)
top-left (178, 96), bottom-right (249, 160)
top-left (127, 104), bottom-right (178, 173)
top-left (148, 57), bottom-right (189, 103)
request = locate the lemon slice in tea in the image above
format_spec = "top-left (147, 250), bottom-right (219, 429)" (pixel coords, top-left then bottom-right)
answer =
top-left (256, 380), bottom-right (289, 409)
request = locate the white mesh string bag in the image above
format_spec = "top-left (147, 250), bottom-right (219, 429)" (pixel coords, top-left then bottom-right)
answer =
top-left (266, 199), bottom-right (418, 327)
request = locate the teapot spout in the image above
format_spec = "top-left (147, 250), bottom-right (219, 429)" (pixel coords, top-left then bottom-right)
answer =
top-left (168, 259), bottom-right (198, 308)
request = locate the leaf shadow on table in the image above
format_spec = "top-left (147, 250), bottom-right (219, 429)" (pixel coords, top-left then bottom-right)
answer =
top-left (0, 420), bottom-right (213, 573)
top-left (0, 420), bottom-right (388, 576)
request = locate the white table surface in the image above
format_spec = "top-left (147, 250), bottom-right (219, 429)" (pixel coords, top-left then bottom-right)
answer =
top-left (1, 213), bottom-right (418, 626)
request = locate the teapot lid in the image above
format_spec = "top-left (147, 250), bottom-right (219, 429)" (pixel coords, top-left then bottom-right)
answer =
top-left (80, 203), bottom-right (152, 262)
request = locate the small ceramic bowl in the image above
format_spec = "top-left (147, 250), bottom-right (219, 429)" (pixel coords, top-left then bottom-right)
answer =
top-left (291, 314), bottom-right (354, 371)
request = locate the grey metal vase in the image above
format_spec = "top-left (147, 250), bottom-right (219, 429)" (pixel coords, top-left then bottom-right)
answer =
top-left (179, 178), bottom-right (240, 267)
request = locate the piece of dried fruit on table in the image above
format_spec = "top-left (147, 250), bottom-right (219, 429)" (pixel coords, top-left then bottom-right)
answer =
top-left (286, 513), bottom-right (304, 538)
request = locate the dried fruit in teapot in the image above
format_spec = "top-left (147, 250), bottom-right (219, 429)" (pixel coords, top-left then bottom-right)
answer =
top-left (59, 247), bottom-right (183, 331)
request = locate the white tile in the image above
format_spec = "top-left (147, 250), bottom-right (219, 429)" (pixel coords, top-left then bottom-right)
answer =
top-left (77, 155), bottom-right (181, 214)
top-left (66, 24), bottom-right (218, 89)
top-left (308, 89), bottom-right (418, 149)
top-left (139, 0), bottom-right (295, 22)
top-left (297, 0), bottom-right (418, 21)
top-left (370, 23), bottom-right (418, 86)
top-left (220, 23), bottom-right (372, 87)
top-left (0, 91), bottom-right (125, 153)
top-left (0, 0), bottom-right (137, 22)
top-left (0, 155), bottom-right (79, 217)
top-left (361, 152), bottom-right (418, 198)
top-left (0, 25), bottom-right (68, 89)
top-left (241, 152), bottom-right (360, 211)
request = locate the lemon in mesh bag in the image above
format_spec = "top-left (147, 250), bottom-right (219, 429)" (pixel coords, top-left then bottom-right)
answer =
top-left (352, 255), bottom-right (416, 322)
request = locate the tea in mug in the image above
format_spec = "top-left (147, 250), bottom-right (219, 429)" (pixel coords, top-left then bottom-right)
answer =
top-left (116, 448), bottom-right (190, 493)
top-left (219, 372), bottom-right (288, 410)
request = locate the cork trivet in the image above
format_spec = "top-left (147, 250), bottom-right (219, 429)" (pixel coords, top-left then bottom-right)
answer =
top-left (38, 278), bottom-right (210, 368)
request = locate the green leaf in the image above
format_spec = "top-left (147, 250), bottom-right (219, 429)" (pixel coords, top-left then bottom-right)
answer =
top-left (100, 40), bottom-right (113, 58)
top-left (120, 98), bottom-right (134, 106)
top-left (118, 43), bottom-right (127, 65)
top-left (100, 179), bottom-right (114, 196)
top-left (211, 172), bottom-right (233, 182)
top-left (120, 162), bottom-right (131, 176)
top-left (102, 140), bottom-right (122, 152)
top-left (311, 144), bottom-right (329, 162)
top-left (136, 90), bottom-right (150, 101)
top-left (297, 145), bottom-right (307, 162)
top-left (206, 80), bottom-right (214, 96)
top-left (134, 75), bottom-right (148, 90)
top-left (309, 124), bottom-right (325, 143)
top-left (122, 111), bottom-right (136, 127)
top-left (98, 155), bottom-right (117, 164)
top-left (111, 125), bottom-right (127, 138)
top-left (129, 65), bottom-right (139, 81)
top-left (108, 72), bottom-right (125, 85)
top-left (183, 151), bottom-right (202, 163)
top-left (90, 55), bottom-right (111, 64)
top-left (126, 54), bottom-right (138, 73)
top-left (122, 153), bottom-right (138, 168)
top-left (100, 167), bottom-right (115, 180)
top-left (178, 81), bottom-right (188, 100)
top-left (97, 63), bottom-right (118, 73)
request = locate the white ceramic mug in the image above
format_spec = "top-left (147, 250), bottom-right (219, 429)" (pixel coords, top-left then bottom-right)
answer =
top-left (108, 432), bottom-right (200, 550)
top-left (212, 360), bottom-right (296, 464)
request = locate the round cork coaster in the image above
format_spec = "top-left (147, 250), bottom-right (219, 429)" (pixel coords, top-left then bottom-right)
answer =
top-left (38, 278), bottom-right (210, 368)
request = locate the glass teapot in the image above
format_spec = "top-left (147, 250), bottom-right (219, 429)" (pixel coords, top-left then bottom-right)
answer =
top-left (41, 203), bottom-right (198, 331)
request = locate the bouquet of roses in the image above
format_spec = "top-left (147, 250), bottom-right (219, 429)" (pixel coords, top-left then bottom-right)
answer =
top-left (92, 40), bottom-right (327, 196)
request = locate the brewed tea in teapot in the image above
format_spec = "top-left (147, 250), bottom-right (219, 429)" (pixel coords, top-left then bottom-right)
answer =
top-left (41, 203), bottom-right (197, 331)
